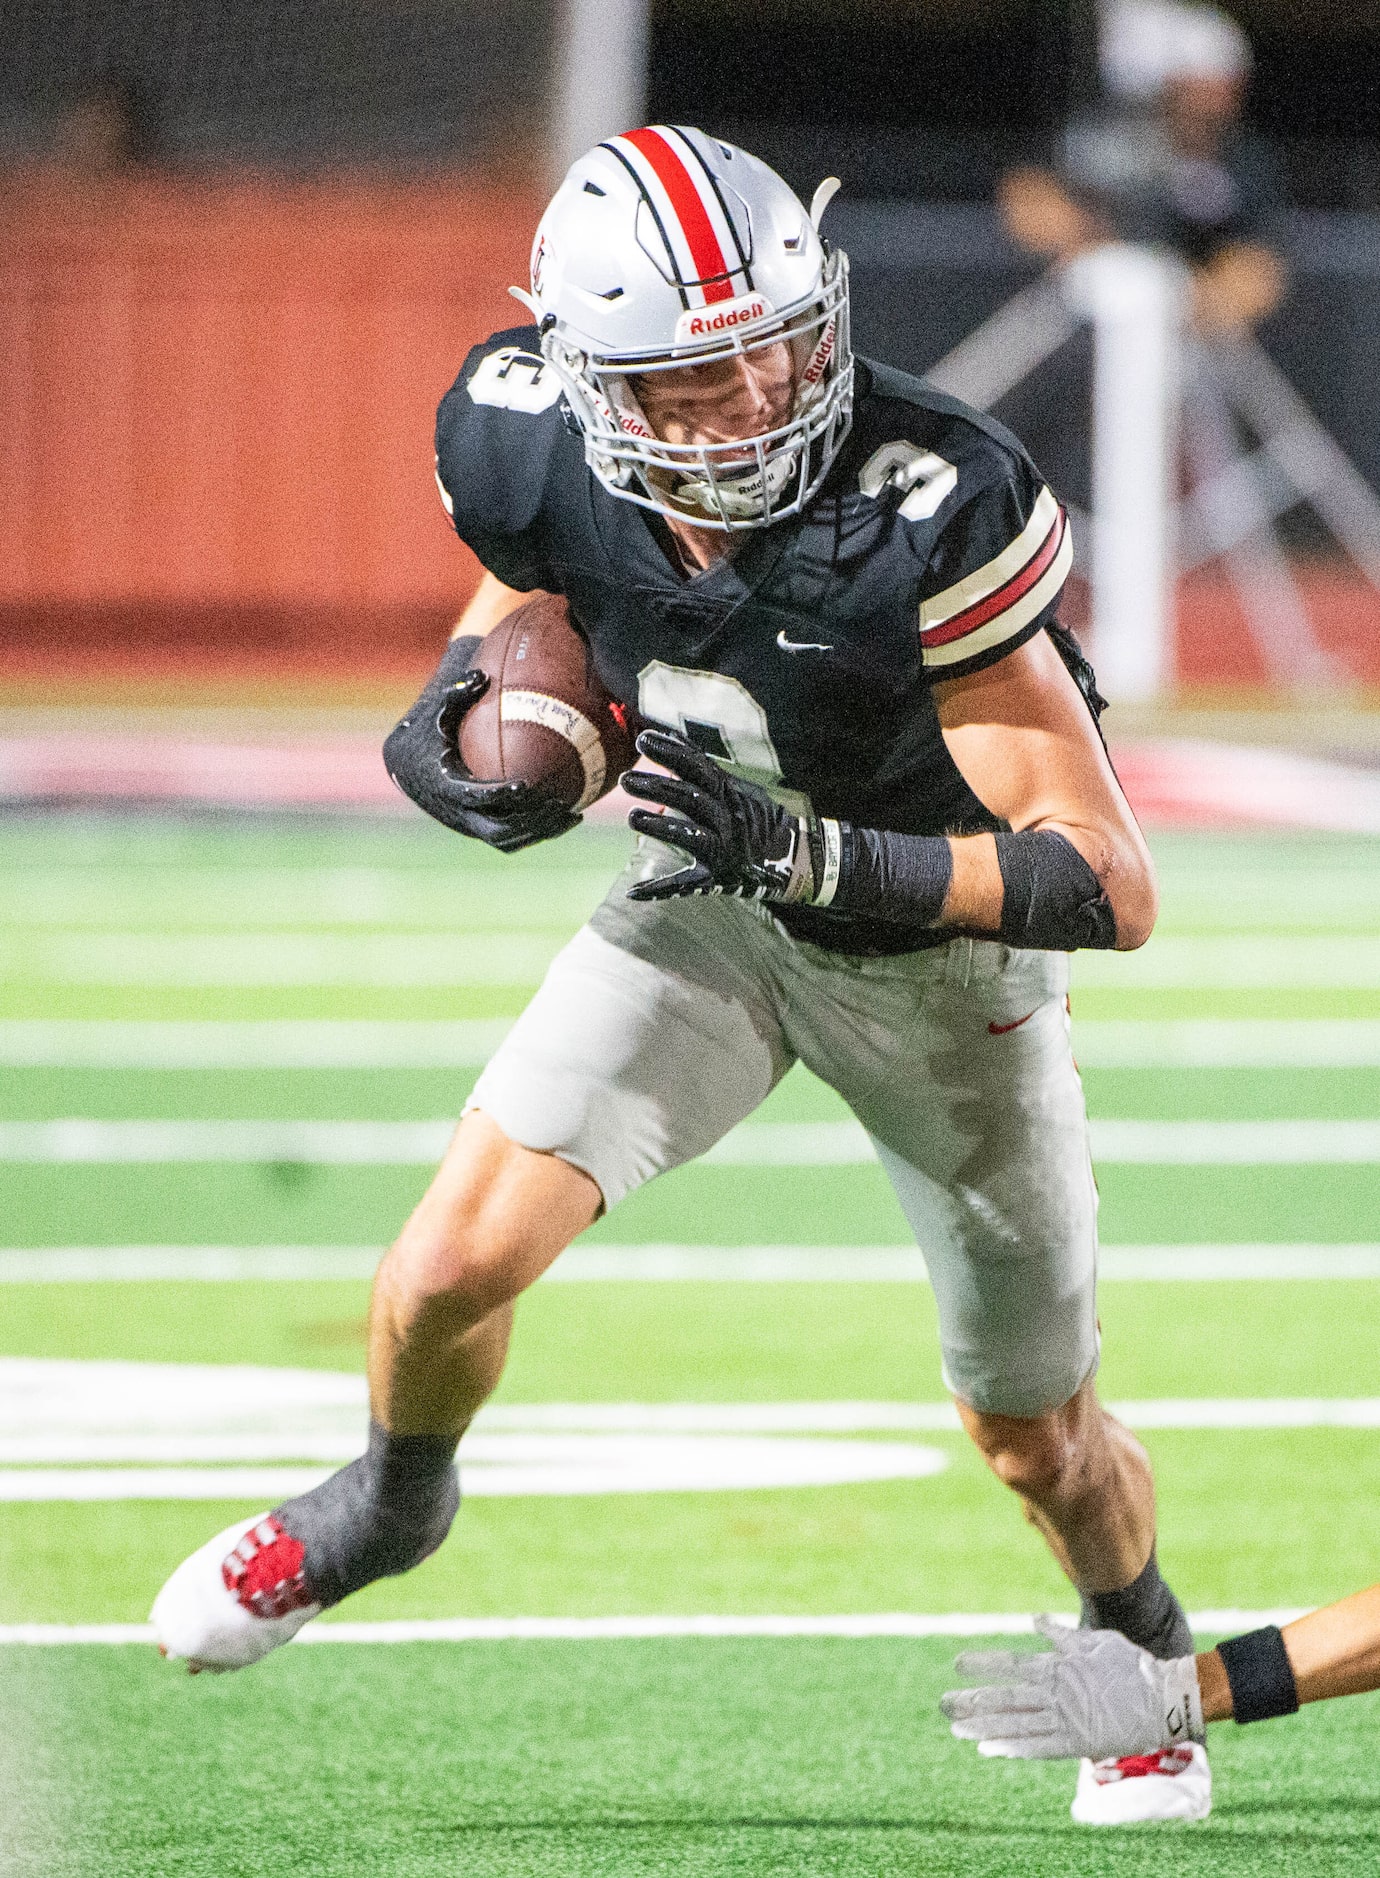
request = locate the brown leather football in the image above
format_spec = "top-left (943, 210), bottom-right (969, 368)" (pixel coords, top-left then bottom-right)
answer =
top-left (457, 594), bottom-right (637, 811)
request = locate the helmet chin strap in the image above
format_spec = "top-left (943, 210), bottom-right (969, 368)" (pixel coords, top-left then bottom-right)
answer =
top-left (671, 447), bottom-right (799, 520)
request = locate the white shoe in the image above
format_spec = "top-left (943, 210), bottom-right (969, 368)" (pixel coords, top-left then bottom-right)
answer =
top-left (151, 1512), bottom-right (322, 1672)
top-left (1071, 1743), bottom-right (1211, 1825)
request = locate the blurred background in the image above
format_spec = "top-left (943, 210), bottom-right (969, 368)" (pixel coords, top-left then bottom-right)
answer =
top-left (4, 0), bottom-right (1380, 778)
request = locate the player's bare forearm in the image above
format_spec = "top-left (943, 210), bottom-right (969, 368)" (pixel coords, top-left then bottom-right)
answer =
top-left (935, 631), bottom-right (1158, 950)
top-left (451, 570), bottom-right (541, 641)
top-left (1198, 1584), bottom-right (1380, 1721)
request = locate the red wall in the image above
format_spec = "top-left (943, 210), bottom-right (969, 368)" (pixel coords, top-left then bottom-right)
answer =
top-left (0, 176), bottom-right (538, 624)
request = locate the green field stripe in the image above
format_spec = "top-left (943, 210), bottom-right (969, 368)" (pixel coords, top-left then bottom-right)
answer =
top-left (4, 1274), bottom-right (1378, 1400)
top-left (2, 1158), bottom-right (1377, 1249)
top-left (0, 869), bottom-right (618, 932)
top-left (1080, 1066), bottom-right (1380, 1119)
top-left (0, 930), bottom-right (569, 987)
top-left (8, 1061), bottom-right (1380, 1131)
top-left (0, 1068), bottom-right (485, 1123)
top-left (0, 815), bottom-right (632, 872)
top-left (1072, 935), bottom-right (1380, 988)
top-left (0, 985), bottom-right (533, 1021)
top-left (9, 929), bottom-right (1380, 990)
top-left (0, 1160), bottom-right (916, 1249)
top-left (0, 1063), bottom-right (843, 1124)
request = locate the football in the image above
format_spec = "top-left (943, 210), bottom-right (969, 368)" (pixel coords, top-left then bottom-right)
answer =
top-left (458, 593), bottom-right (638, 811)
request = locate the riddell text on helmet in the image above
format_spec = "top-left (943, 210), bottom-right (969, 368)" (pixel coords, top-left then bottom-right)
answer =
top-left (674, 295), bottom-right (773, 346)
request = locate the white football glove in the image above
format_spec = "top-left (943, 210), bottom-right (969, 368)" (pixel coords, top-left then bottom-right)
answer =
top-left (940, 1615), bottom-right (1205, 1762)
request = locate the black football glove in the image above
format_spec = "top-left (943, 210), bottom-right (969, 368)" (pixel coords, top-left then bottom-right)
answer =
top-left (623, 729), bottom-right (838, 904)
top-left (383, 634), bottom-right (580, 853)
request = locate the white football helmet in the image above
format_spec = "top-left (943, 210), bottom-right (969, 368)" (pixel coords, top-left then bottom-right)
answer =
top-left (518, 125), bottom-right (853, 530)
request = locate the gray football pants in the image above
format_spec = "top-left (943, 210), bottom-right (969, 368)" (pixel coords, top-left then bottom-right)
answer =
top-left (467, 842), bottom-right (1101, 1417)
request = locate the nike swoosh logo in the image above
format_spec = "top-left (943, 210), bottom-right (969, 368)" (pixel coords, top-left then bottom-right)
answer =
top-left (988, 1011), bottom-right (1037, 1036)
top-left (776, 629), bottom-right (832, 654)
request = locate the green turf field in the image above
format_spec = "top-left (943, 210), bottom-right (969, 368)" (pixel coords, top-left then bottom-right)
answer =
top-left (4, 812), bottom-right (1380, 1874)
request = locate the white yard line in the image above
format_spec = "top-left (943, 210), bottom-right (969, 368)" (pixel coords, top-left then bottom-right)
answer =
top-left (1097, 1244), bottom-right (1380, 1279)
top-left (0, 1119), bottom-right (459, 1163)
top-left (4, 1243), bottom-right (1380, 1282)
top-left (1090, 1119), bottom-right (1380, 1162)
top-left (0, 1435), bottom-right (952, 1501)
top-left (0, 1245), bottom-right (389, 1281)
top-left (2, 1117), bottom-right (1379, 1165)
top-left (1072, 1018), bottom-right (1380, 1068)
top-left (0, 1610), bottom-right (1311, 1646)
top-left (8, 1390), bottom-right (1380, 1457)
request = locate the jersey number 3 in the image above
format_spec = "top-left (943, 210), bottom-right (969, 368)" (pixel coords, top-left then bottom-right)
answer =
top-left (466, 347), bottom-right (563, 415)
top-left (858, 442), bottom-right (958, 521)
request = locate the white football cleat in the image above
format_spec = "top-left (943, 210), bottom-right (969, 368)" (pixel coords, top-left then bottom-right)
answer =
top-left (1071, 1743), bottom-right (1211, 1825)
top-left (151, 1512), bottom-right (322, 1672)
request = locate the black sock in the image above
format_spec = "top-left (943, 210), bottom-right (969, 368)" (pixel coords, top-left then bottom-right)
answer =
top-left (1079, 1546), bottom-right (1194, 1659)
top-left (277, 1421), bottom-right (459, 1608)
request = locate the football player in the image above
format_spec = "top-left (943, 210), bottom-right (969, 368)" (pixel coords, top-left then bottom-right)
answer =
top-left (942, 1584), bottom-right (1380, 1800)
top-left (153, 126), bottom-right (1199, 1826)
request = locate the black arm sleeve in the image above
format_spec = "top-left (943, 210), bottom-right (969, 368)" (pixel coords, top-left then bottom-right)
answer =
top-left (828, 824), bottom-right (1117, 951)
top-left (994, 829), bottom-right (1117, 950)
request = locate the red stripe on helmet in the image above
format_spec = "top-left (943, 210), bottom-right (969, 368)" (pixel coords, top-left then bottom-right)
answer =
top-left (623, 126), bottom-right (736, 302)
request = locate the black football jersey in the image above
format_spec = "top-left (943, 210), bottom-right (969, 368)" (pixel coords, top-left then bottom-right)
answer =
top-left (435, 324), bottom-right (1078, 953)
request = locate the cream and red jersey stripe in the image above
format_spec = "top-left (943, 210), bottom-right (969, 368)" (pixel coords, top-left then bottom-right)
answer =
top-left (919, 488), bottom-right (1073, 670)
top-left (604, 126), bottom-right (753, 307)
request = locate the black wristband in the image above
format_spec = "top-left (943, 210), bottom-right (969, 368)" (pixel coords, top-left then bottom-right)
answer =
top-left (1217, 1625), bottom-right (1300, 1725)
top-left (831, 824), bottom-right (952, 927)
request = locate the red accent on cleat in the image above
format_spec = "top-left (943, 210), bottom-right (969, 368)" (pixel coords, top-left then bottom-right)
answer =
top-left (220, 1514), bottom-right (314, 1619)
top-left (1092, 1747), bottom-right (1197, 1785)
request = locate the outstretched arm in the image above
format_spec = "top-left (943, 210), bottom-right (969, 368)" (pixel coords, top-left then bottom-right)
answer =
top-left (941, 1586), bottom-right (1380, 1763)
top-left (1201, 1585), bottom-right (1380, 1719)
